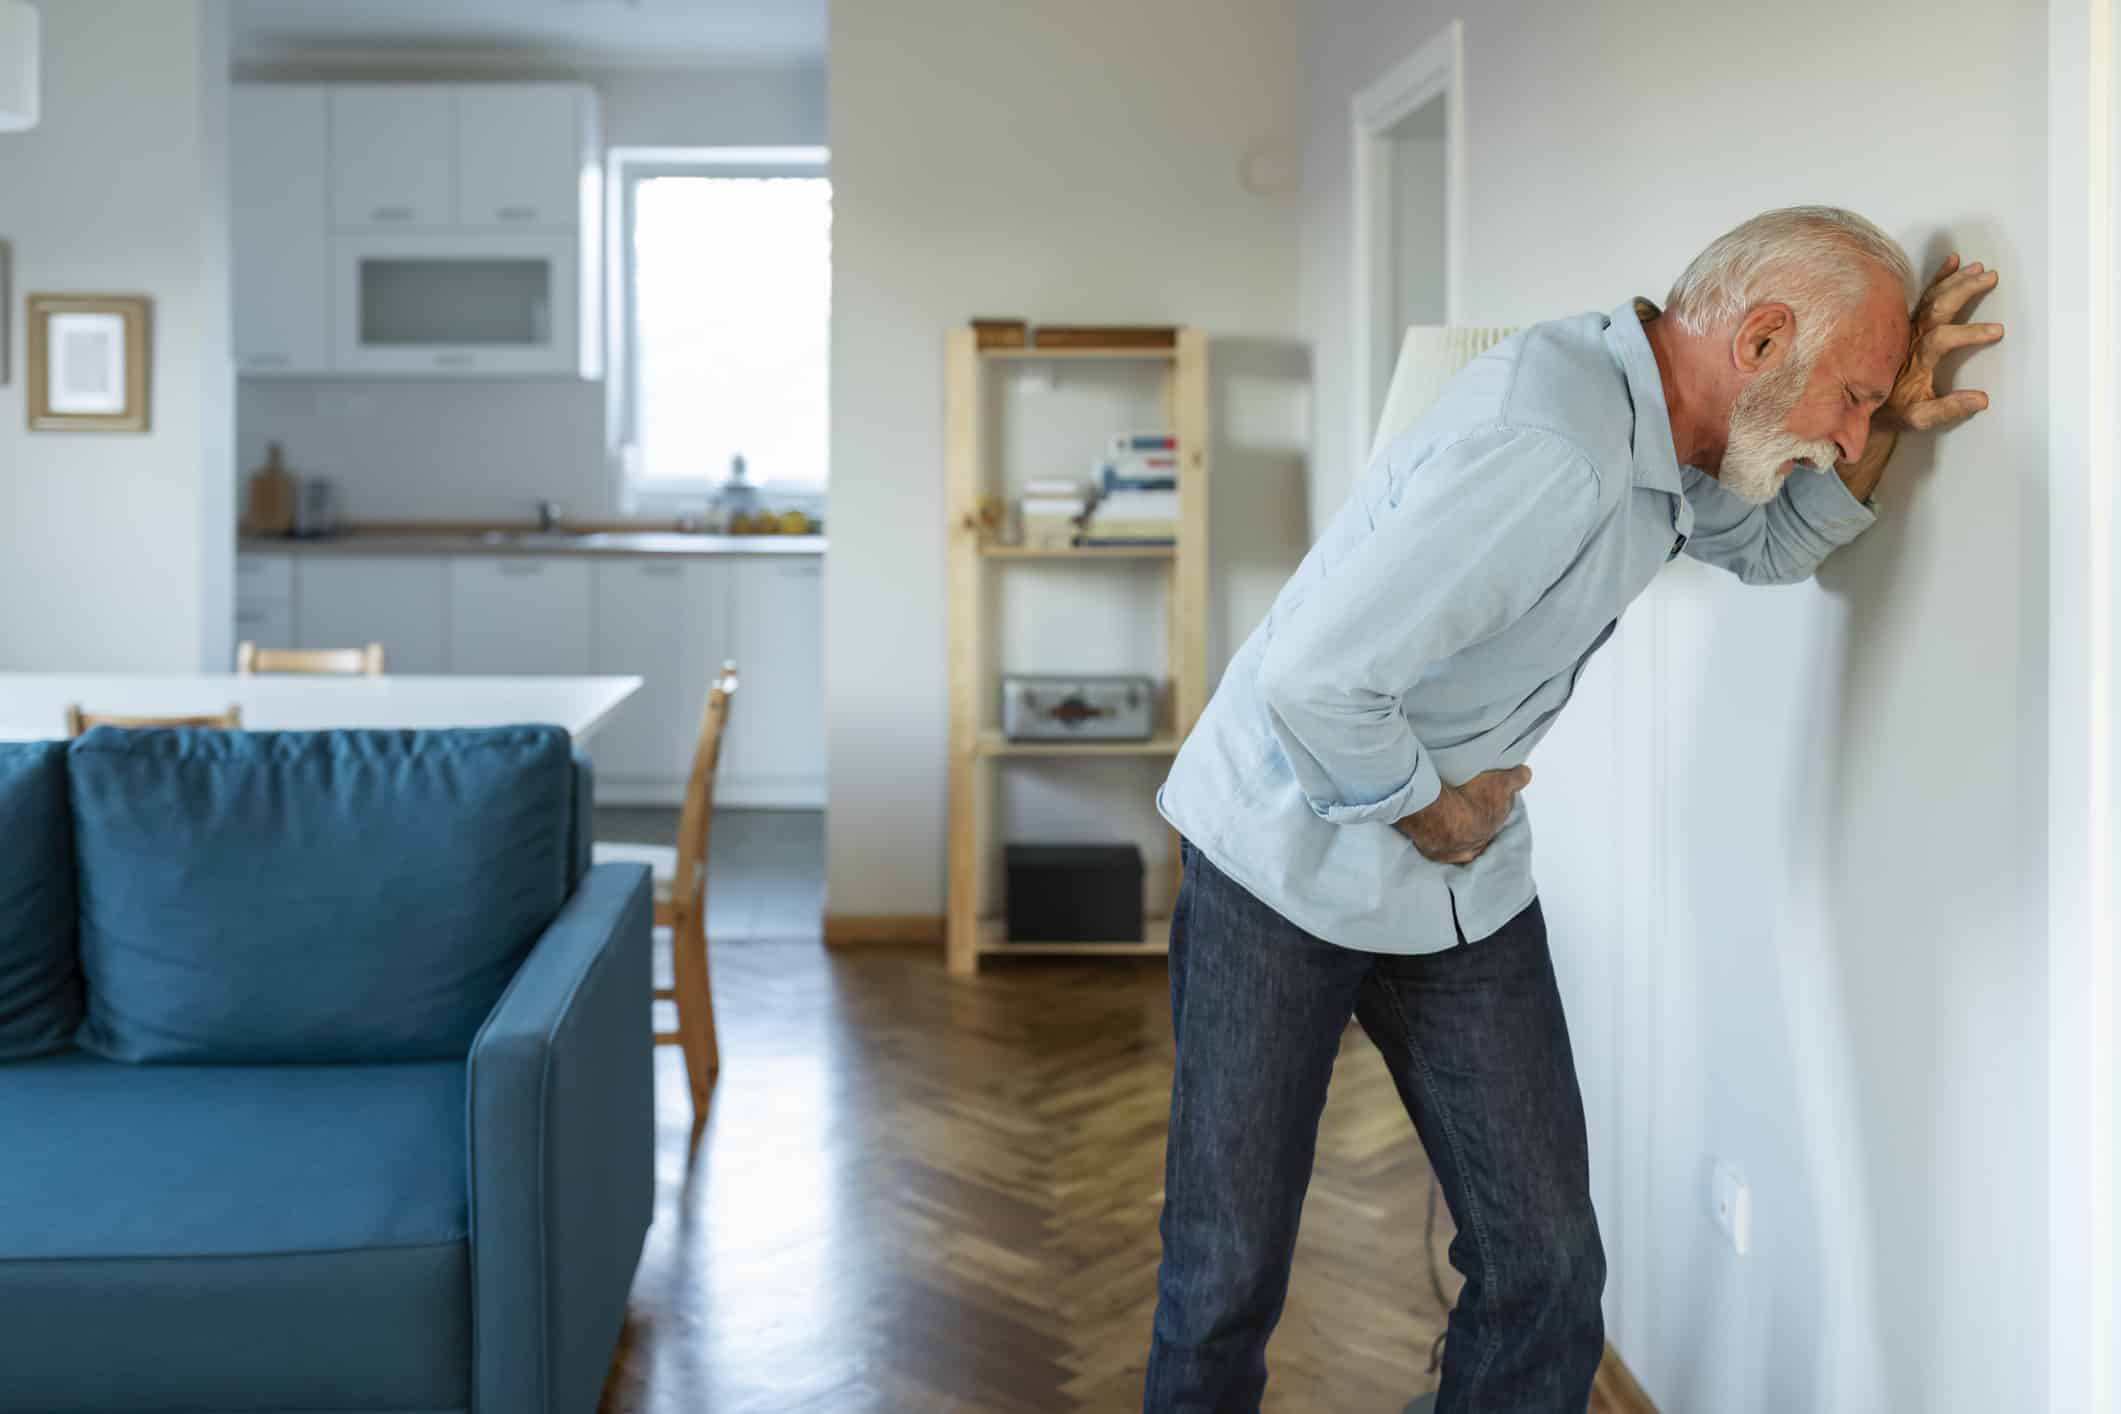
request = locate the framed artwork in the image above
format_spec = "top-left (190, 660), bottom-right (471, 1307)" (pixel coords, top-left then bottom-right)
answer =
top-left (26, 293), bottom-right (151, 432)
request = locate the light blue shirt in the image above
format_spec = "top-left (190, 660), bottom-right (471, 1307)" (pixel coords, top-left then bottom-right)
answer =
top-left (1157, 300), bottom-right (1878, 953)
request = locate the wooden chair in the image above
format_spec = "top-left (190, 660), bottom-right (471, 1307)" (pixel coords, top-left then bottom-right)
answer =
top-left (593, 662), bottom-right (738, 1113)
top-left (236, 641), bottom-right (385, 676)
top-left (65, 705), bottom-right (243, 738)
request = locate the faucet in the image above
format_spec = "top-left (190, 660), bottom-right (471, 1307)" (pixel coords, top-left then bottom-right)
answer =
top-left (535, 499), bottom-right (563, 533)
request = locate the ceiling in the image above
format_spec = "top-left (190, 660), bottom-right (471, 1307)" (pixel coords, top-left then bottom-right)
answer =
top-left (228, 0), bottom-right (827, 68)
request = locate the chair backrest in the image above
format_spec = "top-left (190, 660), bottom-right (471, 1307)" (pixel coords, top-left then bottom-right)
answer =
top-left (236, 641), bottom-right (385, 676)
top-left (65, 705), bottom-right (243, 739)
top-left (669, 662), bottom-right (738, 916)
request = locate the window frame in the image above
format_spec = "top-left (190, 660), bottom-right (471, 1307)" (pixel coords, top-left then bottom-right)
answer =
top-left (605, 145), bottom-right (831, 514)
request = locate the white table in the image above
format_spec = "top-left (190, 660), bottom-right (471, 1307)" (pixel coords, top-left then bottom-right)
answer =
top-left (0, 673), bottom-right (642, 743)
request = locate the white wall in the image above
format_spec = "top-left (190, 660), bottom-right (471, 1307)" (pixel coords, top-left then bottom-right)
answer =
top-left (1303, 2), bottom-right (2046, 1410)
top-left (232, 61), bottom-right (825, 522)
top-left (0, 0), bottom-right (232, 673)
top-left (826, 0), bottom-right (1311, 920)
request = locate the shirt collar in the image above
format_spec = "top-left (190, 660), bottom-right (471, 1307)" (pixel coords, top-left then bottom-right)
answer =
top-left (1606, 297), bottom-right (1686, 499)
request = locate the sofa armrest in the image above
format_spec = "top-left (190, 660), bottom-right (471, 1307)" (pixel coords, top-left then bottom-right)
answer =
top-left (467, 862), bottom-right (655, 1414)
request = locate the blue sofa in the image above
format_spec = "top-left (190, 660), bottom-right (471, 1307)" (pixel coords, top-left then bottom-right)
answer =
top-left (0, 725), bottom-right (655, 1414)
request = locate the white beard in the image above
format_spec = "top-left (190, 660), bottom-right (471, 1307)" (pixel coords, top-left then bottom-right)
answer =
top-left (1719, 355), bottom-right (1845, 506)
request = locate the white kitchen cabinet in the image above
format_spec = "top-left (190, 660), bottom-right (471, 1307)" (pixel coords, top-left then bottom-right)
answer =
top-left (230, 88), bottom-right (331, 375)
top-left (255, 547), bottom-right (822, 807)
top-left (721, 557), bottom-right (826, 807)
top-left (455, 85), bottom-right (589, 228)
top-left (448, 559), bottom-right (594, 676)
top-left (330, 86), bottom-right (455, 229)
top-left (592, 559), bottom-right (694, 783)
top-left (232, 553), bottom-right (297, 659)
top-left (234, 80), bottom-right (599, 379)
top-left (234, 552), bottom-right (294, 609)
top-left (332, 229), bottom-right (579, 377)
top-left (296, 558), bottom-right (450, 674)
top-left (232, 601), bottom-right (296, 656)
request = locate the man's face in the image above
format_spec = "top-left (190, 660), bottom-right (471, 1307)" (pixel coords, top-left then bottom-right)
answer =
top-left (1720, 273), bottom-right (1910, 506)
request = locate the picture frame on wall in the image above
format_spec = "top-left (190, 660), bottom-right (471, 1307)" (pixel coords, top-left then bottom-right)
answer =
top-left (26, 293), bottom-right (151, 432)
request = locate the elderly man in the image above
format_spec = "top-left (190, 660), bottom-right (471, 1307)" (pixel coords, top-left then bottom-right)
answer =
top-left (1144, 207), bottom-right (2003, 1413)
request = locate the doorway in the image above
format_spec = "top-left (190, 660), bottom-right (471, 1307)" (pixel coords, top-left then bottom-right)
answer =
top-left (1350, 19), bottom-right (1463, 455)
top-left (1387, 97), bottom-right (1449, 343)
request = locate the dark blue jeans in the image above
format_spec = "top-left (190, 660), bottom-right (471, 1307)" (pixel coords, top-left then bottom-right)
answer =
top-left (1144, 840), bottom-right (1605, 1413)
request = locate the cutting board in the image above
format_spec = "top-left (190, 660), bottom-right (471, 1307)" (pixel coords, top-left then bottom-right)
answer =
top-left (244, 443), bottom-right (295, 535)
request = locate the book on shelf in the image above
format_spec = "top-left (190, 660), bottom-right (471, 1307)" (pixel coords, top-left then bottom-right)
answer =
top-left (1101, 471), bottom-right (1178, 494)
top-left (1082, 507), bottom-right (1177, 543)
top-left (1095, 490), bottom-right (1178, 518)
top-left (1081, 532), bottom-right (1178, 547)
top-left (1098, 452), bottom-right (1179, 494)
top-left (1111, 432), bottom-right (1176, 454)
top-left (1104, 451), bottom-right (1177, 472)
top-left (1021, 496), bottom-right (1089, 517)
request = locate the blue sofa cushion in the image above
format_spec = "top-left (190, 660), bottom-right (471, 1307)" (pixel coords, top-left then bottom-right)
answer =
top-left (70, 725), bottom-right (573, 1063)
top-left (0, 741), bottom-right (78, 1060)
top-left (0, 1052), bottom-right (471, 1413)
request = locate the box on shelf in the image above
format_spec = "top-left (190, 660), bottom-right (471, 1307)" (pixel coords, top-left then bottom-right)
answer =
top-left (1017, 487), bottom-right (1088, 551)
top-left (1030, 325), bottom-right (1178, 351)
top-left (971, 317), bottom-right (1028, 349)
top-left (1004, 844), bottom-right (1144, 944)
top-left (1001, 674), bottom-right (1157, 740)
top-left (1021, 517), bottom-right (1077, 551)
top-left (1081, 485), bottom-right (1177, 546)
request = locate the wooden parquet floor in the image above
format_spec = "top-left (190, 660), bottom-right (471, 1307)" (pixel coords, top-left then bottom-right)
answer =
top-left (599, 937), bottom-right (1637, 1414)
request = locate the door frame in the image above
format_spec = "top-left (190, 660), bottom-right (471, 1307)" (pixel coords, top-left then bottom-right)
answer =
top-left (2047, 1), bottom-right (2118, 1409)
top-left (1349, 18), bottom-right (1464, 463)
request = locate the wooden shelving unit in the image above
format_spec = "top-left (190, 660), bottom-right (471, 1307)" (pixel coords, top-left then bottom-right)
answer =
top-left (945, 327), bottom-right (1208, 976)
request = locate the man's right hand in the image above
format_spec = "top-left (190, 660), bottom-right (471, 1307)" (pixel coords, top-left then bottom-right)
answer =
top-left (1395, 766), bottom-right (1532, 865)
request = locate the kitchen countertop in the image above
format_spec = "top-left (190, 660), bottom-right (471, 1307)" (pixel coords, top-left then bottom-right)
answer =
top-left (238, 531), bottom-right (827, 558)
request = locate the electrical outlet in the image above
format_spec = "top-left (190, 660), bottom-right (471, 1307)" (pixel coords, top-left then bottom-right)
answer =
top-left (1711, 1161), bottom-right (1751, 1256)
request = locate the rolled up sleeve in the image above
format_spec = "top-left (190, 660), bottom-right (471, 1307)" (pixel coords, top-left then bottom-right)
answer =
top-left (1256, 425), bottom-right (1601, 826)
top-left (1679, 464), bottom-right (1876, 586)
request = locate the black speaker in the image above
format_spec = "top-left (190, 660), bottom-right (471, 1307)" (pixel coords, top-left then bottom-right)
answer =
top-left (1004, 844), bottom-right (1143, 944)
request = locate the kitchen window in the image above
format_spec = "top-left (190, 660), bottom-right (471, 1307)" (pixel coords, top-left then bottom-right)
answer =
top-left (609, 147), bottom-right (830, 509)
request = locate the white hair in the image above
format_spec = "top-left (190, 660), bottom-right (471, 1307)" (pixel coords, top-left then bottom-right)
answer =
top-left (1666, 206), bottom-right (1916, 355)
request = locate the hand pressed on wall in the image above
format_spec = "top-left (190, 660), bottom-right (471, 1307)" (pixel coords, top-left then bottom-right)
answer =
top-left (1839, 253), bottom-right (2005, 502)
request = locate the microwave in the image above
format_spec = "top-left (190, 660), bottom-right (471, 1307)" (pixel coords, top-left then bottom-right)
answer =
top-left (330, 229), bottom-right (595, 377)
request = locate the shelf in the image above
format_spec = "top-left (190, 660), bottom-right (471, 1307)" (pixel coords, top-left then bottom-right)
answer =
top-left (979, 542), bottom-right (1176, 560)
top-left (979, 346), bottom-right (1177, 362)
top-left (977, 731), bottom-right (1178, 758)
top-left (946, 326), bottom-right (1206, 976)
top-left (975, 915), bottom-right (1171, 956)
